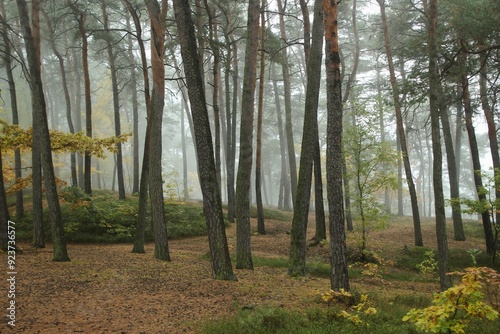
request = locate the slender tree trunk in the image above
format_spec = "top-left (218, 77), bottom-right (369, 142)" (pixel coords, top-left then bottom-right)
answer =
top-left (300, 0), bottom-right (326, 241)
top-left (42, 9), bottom-right (77, 188)
top-left (124, 0), bottom-right (151, 254)
top-left (461, 44), bottom-right (495, 255)
top-left (440, 104), bottom-right (465, 240)
top-left (101, 0), bottom-right (125, 199)
top-left (72, 49), bottom-right (84, 189)
top-left (277, 0), bottom-right (297, 204)
top-left (377, 0), bottom-right (423, 246)
top-left (478, 41), bottom-right (500, 226)
top-left (0, 1), bottom-right (24, 218)
top-left (204, 0), bottom-right (222, 189)
top-left (144, 0), bottom-right (170, 261)
top-left (289, 0), bottom-right (324, 276)
top-left (235, 0), bottom-right (260, 270)
top-left (427, 0), bottom-right (452, 290)
top-left (255, 1), bottom-right (266, 235)
top-left (173, 0), bottom-right (236, 280)
top-left (324, 0), bottom-right (349, 291)
top-left (125, 13), bottom-right (140, 195)
top-left (223, 29), bottom-right (236, 221)
top-left (272, 62), bottom-right (291, 211)
top-left (17, 0), bottom-right (69, 261)
top-left (68, 2), bottom-right (92, 195)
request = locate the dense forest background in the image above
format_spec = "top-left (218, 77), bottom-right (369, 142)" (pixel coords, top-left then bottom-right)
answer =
top-left (0, 0), bottom-right (499, 291)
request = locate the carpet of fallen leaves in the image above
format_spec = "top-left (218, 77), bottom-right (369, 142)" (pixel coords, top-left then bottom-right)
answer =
top-left (1, 216), bottom-right (485, 333)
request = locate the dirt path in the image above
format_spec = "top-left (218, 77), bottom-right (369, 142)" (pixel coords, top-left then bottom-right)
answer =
top-left (1, 217), bottom-right (485, 333)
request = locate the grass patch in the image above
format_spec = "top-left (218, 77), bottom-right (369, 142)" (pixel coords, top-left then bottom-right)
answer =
top-left (249, 206), bottom-right (293, 222)
top-left (201, 304), bottom-right (417, 334)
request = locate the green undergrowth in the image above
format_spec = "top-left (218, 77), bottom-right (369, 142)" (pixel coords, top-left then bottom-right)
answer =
top-left (201, 290), bottom-right (500, 334)
top-left (12, 189), bottom-right (293, 244)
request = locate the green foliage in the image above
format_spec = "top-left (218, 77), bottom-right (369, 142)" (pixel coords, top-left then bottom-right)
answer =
top-left (16, 191), bottom-right (209, 243)
top-left (417, 250), bottom-right (438, 275)
top-left (403, 267), bottom-right (500, 333)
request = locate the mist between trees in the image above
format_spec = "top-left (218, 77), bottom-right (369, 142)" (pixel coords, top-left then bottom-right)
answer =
top-left (0, 0), bottom-right (499, 291)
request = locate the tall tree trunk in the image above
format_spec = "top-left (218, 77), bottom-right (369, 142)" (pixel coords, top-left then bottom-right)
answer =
top-left (123, 0), bottom-right (151, 253)
top-left (42, 9), bottom-right (77, 188)
top-left (125, 12), bottom-right (140, 195)
top-left (300, 0), bottom-right (326, 242)
top-left (427, 0), bottom-right (452, 291)
top-left (72, 49), bottom-right (84, 189)
top-left (324, 0), bottom-right (349, 291)
top-left (460, 44), bottom-right (495, 255)
top-left (68, 2), bottom-right (92, 195)
top-left (173, 0), bottom-right (237, 280)
top-left (377, 0), bottom-right (423, 246)
top-left (204, 0), bottom-right (222, 189)
top-left (376, 61), bottom-right (391, 213)
top-left (17, 0), bottom-right (69, 261)
top-left (440, 104), bottom-right (465, 241)
top-left (271, 62), bottom-right (292, 211)
top-left (0, 0), bottom-right (24, 218)
top-left (101, 0), bottom-right (125, 199)
top-left (478, 41), bottom-right (500, 226)
top-left (235, 0), bottom-right (260, 270)
top-left (223, 26), bottom-right (236, 222)
top-left (289, 0), bottom-right (324, 276)
top-left (255, 0), bottom-right (266, 235)
top-left (277, 0), bottom-right (297, 204)
top-left (145, 0), bottom-right (170, 261)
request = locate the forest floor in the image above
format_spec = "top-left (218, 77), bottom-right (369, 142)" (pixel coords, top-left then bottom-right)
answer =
top-left (1, 216), bottom-right (486, 333)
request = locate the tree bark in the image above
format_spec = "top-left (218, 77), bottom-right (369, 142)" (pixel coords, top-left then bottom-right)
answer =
top-left (173, 0), bottom-right (236, 280)
top-left (125, 11), bottom-right (140, 195)
top-left (17, 0), bottom-right (69, 261)
top-left (461, 44), bottom-right (495, 255)
top-left (144, 0), bottom-right (170, 261)
top-left (277, 0), bottom-right (297, 204)
top-left (235, 0), bottom-right (260, 270)
top-left (123, 0), bottom-right (151, 254)
top-left (289, 0), bottom-right (324, 276)
top-left (478, 41), bottom-right (500, 226)
top-left (0, 0), bottom-right (24, 218)
top-left (377, 0), bottom-right (423, 246)
top-left (101, 0), bottom-right (125, 199)
top-left (427, 0), bottom-right (452, 291)
top-left (68, 2), bottom-right (92, 195)
top-left (440, 104), bottom-right (465, 241)
top-left (255, 0), bottom-right (266, 235)
top-left (324, 0), bottom-right (349, 291)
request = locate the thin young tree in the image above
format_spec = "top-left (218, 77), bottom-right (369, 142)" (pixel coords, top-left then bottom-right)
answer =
top-left (376, 0), bottom-right (423, 247)
top-left (235, 0), bottom-right (260, 270)
top-left (67, 1), bottom-right (93, 195)
top-left (100, 0), bottom-right (125, 200)
top-left (172, 0), bottom-right (236, 281)
top-left (276, 0), bottom-right (297, 204)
